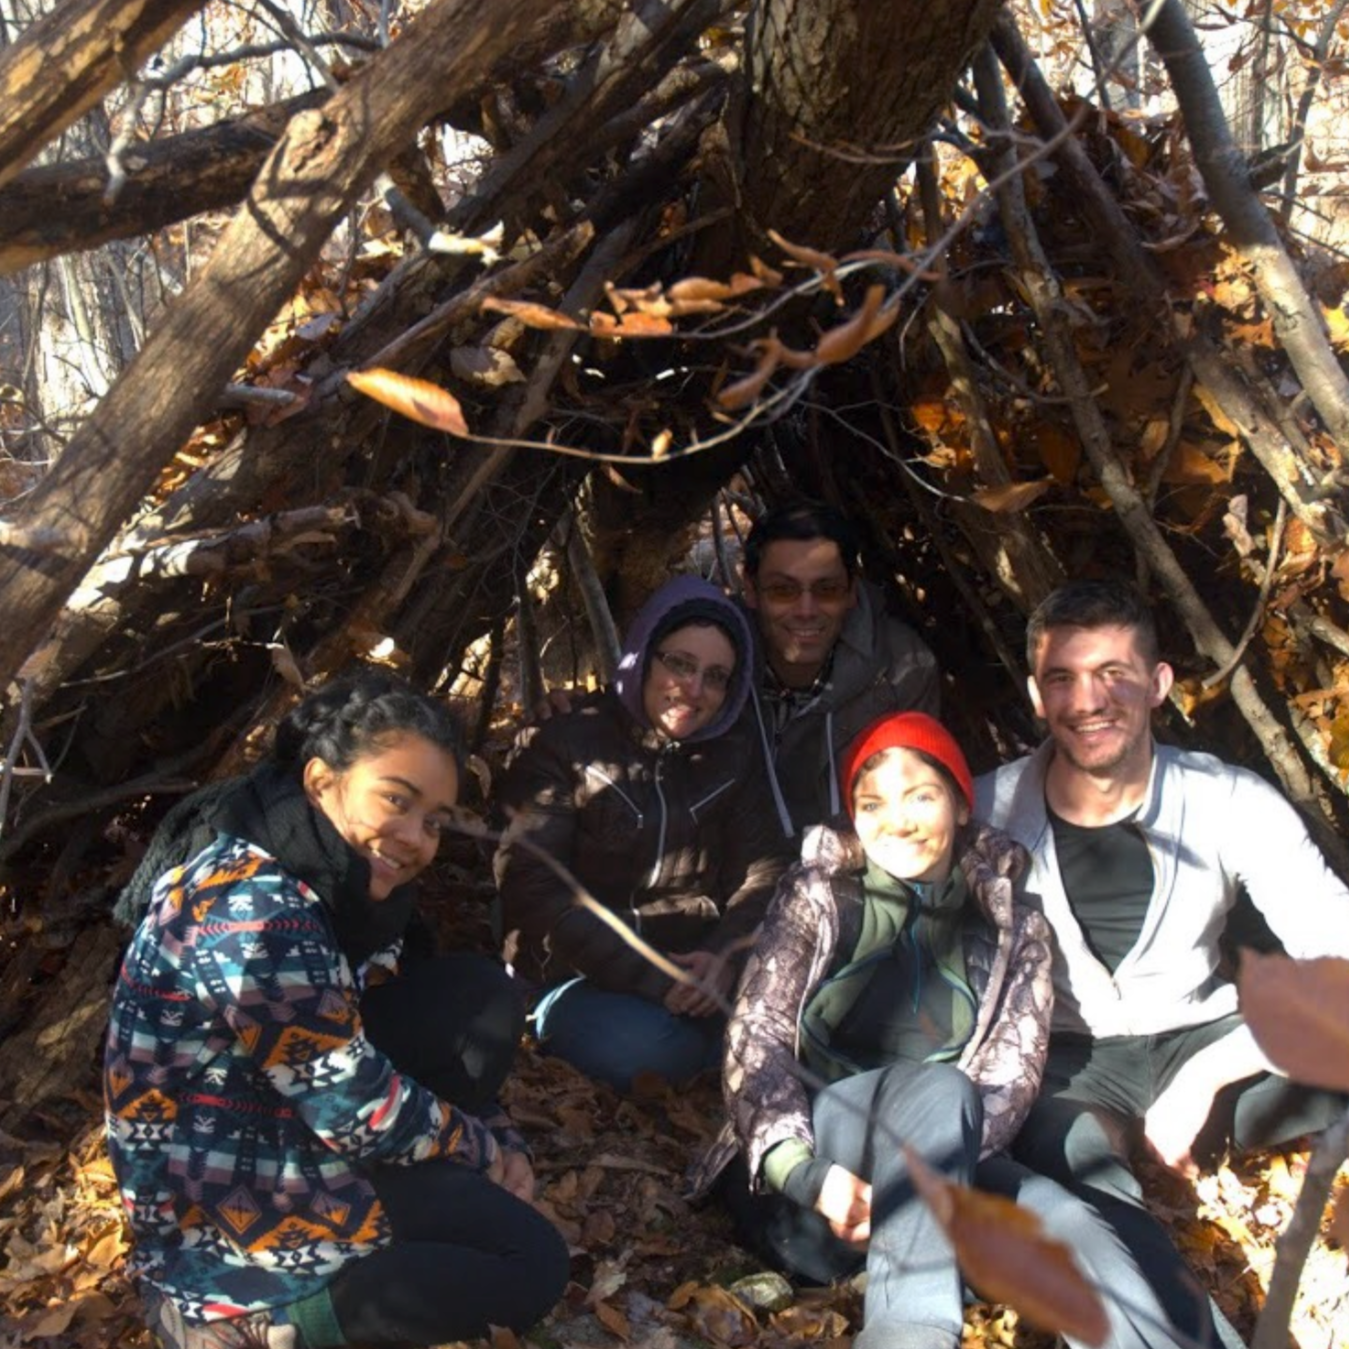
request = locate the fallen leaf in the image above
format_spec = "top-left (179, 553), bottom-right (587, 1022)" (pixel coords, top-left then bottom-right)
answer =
top-left (450, 346), bottom-right (525, 387)
top-left (680, 1285), bottom-right (758, 1346)
top-left (346, 368), bottom-right (470, 436)
top-left (972, 479), bottom-right (1053, 514)
top-left (905, 1149), bottom-right (1109, 1347)
top-left (593, 1299), bottom-right (632, 1340)
top-left (1239, 953), bottom-right (1349, 1091)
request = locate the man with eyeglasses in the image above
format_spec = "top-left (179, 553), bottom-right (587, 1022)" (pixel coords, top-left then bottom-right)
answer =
top-left (740, 502), bottom-right (939, 836)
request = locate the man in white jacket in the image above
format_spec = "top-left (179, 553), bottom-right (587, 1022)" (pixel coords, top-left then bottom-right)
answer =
top-left (975, 578), bottom-right (1349, 1345)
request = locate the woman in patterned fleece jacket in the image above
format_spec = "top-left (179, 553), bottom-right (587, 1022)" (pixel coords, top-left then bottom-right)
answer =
top-left (696, 713), bottom-right (1191, 1349)
top-left (105, 671), bottom-right (566, 1349)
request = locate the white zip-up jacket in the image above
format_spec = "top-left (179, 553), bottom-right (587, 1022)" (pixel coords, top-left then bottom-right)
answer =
top-left (974, 740), bottom-right (1349, 1038)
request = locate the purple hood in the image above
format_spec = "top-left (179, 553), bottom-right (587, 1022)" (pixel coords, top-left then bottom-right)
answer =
top-left (612, 575), bottom-right (756, 743)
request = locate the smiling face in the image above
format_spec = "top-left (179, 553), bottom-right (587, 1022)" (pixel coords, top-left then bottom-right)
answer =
top-left (743, 538), bottom-right (857, 688)
top-left (303, 732), bottom-right (460, 900)
top-left (642, 622), bottom-right (736, 741)
top-left (852, 747), bottom-right (968, 884)
top-left (1029, 622), bottom-right (1172, 781)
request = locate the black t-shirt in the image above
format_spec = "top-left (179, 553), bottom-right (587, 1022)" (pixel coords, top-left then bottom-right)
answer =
top-left (1047, 804), bottom-right (1153, 973)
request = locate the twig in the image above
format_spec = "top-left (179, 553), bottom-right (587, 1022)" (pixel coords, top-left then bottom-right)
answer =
top-left (1072, 0), bottom-right (1113, 112)
top-left (560, 502), bottom-right (620, 686)
top-left (1252, 1104), bottom-right (1349, 1349)
top-left (0, 677), bottom-right (34, 840)
top-left (1203, 499), bottom-right (1287, 689)
top-left (1142, 365), bottom-right (1194, 511)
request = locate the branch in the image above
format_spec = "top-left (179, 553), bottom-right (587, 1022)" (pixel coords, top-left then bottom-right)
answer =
top-left (1146, 0), bottom-right (1349, 452)
top-left (0, 0), bottom-right (209, 191)
top-left (0, 0), bottom-right (575, 696)
top-left (1278, 0), bottom-right (1349, 225)
top-left (1251, 1105), bottom-right (1349, 1349)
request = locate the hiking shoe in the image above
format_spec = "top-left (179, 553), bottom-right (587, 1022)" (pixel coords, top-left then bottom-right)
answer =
top-left (144, 1293), bottom-right (297, 1348)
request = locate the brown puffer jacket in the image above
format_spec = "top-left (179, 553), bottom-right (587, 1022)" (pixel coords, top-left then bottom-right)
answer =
top-left (494, 690), bottom-right (791, 1003)
top-left (688, 821), bottom-right (1053, 1198)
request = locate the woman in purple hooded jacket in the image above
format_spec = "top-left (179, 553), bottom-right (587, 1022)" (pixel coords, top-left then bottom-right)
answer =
top-left (494, 577), bottom-right (791, 1092)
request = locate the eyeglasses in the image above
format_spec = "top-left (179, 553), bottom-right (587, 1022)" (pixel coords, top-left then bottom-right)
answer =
top-left (654, 649), bottom-right (733, 691)
top-left (755, 577), bottom-right (853, 604)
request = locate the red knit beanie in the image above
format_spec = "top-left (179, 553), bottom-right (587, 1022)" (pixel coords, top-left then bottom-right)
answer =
top-left (840, 712), bottom-right (975, 819)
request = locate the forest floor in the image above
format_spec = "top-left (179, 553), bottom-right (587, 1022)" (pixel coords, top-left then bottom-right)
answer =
top-left (0, 853), bottom-right (1345, 1349)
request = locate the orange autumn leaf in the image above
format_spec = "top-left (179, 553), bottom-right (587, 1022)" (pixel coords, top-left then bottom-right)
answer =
top-left (814, 284), bottom-right (886, 365)
top-left (592, 1300), bottom-right (631, 1340)
top-left (1238, 952), bottom-right (1349, 1092)
top-left (479, 296), bottom-right (584, 331)
top-left (346, 368), bottom-right (469, 436)
top-left (1036, 423), bottom-right (1082, 485)
top-left (905, 1149), bottom-right (1109, 1347)
top-left (972, 479), bottom-right (1053, 514)
top-left (717, 345), bottom-right (782, 411)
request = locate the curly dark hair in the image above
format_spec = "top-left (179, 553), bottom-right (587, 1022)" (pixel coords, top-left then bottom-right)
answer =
top-left (273, 667), bottom-right (465, 775)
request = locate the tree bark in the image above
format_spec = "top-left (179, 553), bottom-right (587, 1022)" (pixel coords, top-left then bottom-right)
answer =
top-left (738, 0), bottom-right (1002, 251)
top-left (0, 90), bottom-right (326, 275)
top-left (0, 0), bottom-right (572, 697)
top-left (0, 0), bottom-right (209, 190)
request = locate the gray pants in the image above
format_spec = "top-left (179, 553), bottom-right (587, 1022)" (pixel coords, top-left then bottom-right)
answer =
top-left (724, 1060), bottom-right (1193, 1349)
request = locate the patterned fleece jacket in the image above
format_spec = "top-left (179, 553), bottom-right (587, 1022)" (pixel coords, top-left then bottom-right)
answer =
top-left (104, 836), bottom-right (505, 1324)
top-left (690, 822), bottom-right (1053, 1198)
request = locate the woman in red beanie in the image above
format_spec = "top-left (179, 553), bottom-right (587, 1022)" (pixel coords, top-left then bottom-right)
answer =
top-left (694, 712), bottom-right (1187, 1349)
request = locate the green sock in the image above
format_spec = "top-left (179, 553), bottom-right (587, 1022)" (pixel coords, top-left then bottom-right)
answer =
top-left (283, 1286), bottom-right (345, 1349)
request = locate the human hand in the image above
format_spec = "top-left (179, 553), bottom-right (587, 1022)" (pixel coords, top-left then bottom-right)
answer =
top-left (815, 1164), bottom-right (872, 1245)
top-left (498, 1149), bottom-right (536, 1203)
top-left (485, 1138), bottom-right (506, 1186)
top-left (531, 688), bottom-right (576, 723)
top-left (664, 950), bottom-right (734, 1017)
top-left (1143, 1074), bottom-right (1217, 1179)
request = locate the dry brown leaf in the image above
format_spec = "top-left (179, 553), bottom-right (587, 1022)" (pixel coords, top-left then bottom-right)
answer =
top-left (768, 229), bottom-right (839, 276)
top-left (346, 368), bottom-right (470, 436)
top-left (666, 277), bottom-right (737, 304)
top-left (717, 346), bottom-right (782, 411)
top-left (1036, 424), bottom-right (1082, 485)
top-left (972, 479), bottom-right (1053, 514)
top-left (905, 1149), bottom-right (1110, 1347)
top-left (814, 284), bottom-right (885, 365)
top-left (479, 296), bottom-right (584, 331)
top-left (593, 1299), bottom-right (632, 1340)
top-left (489, 1324), bottom-right (523, 1349)
top-left (747, 254), bottom-right (785, 288)
top-left (667, 1280), bottom-right (700, 1310)
top-left (681, 1286), bottom-right (758, 1346)
top-left (1239, 952), bottom-right (1349, 1091)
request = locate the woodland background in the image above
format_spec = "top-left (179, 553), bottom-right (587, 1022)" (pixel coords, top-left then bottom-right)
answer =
top-left (0, 0), bottom-right (1347, 1346)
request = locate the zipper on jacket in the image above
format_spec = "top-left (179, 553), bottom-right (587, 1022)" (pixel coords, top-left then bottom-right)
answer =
top-left (689, 778), bottom-right (735, 817)
top-left (645, 755), bottom-right (669, 891)
top-left (583, 765), bottom-right (644, 828)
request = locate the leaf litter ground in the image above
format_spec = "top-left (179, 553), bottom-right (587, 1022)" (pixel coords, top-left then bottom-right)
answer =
top-left (0, 874), bottom-right (1344, 1349)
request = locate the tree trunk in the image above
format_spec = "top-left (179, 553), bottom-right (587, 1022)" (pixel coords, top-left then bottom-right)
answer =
top-left (737, 0), bottom-right (1002, 251)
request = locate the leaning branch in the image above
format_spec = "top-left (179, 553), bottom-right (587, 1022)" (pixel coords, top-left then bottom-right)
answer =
top-left (1147, 0), bottom-right (1349, 453)
top-left (0, 0), bottom-right (574, 696)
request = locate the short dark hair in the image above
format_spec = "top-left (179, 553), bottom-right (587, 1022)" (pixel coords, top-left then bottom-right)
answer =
top-left (273, 668), bottom-right (465, 776)
top-left (1026, 579), bottom-right (1160, 671)
top-left (744, 500), bottom-right (861, 578)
